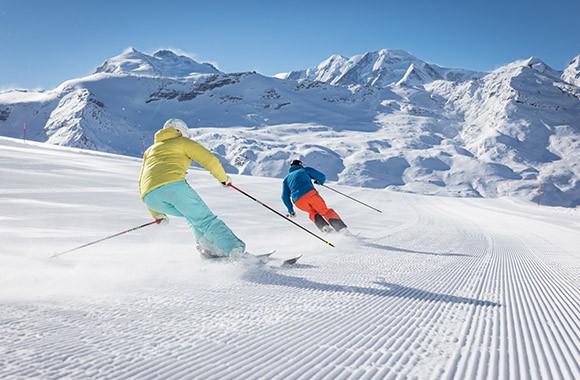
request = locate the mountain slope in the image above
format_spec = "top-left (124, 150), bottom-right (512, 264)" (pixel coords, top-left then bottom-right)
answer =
top-left (1, 137), bottom-right (578, 379)
top-left (562, 55), bottom-right (580, 86)
top-left (427, 57), bottom-right (580, 204)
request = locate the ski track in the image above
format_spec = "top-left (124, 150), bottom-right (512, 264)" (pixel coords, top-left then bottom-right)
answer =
top-left (1, 194), bottom-right (579, 376)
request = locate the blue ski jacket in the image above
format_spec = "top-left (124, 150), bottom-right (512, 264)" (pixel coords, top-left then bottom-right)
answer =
top-left (281, 166), bottom-right (326, 213)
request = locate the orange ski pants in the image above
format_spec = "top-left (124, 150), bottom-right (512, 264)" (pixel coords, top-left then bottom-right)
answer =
top-left (294, 189), bottom-right (341, 224)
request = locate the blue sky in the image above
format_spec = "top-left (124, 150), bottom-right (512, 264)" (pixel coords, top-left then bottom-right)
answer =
top-left (1, 0), bottom-right (579, 89)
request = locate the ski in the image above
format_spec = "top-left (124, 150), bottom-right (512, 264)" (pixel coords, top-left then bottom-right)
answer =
top-left (199, 249), bottom-right (274, 260)
top-left (251, 250), bottom-right (276, 259)
top-left (200, 249), bottom-right (301, 267)
top-left (252, 251), bottom-right (302, 266)
top-left (282, 254), bottom-right (302, 265)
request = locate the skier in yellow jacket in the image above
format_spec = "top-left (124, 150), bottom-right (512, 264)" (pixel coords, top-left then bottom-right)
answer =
top-left (139, 118), bottom-right (245, 258)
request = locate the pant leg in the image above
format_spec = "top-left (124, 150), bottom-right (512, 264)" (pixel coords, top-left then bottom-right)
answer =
top-left (143, 190), bottom-right (184, 218)
top-left (295, 190), bottom-right (346, 231)
top-left (144, 181), bottom-right (245, 255)
top-left (294, 190), bottom-right (323, 224)
top-left (294, 190), bottom-right (333, 231)
top-left (295, 190), bottom-right (341, 220)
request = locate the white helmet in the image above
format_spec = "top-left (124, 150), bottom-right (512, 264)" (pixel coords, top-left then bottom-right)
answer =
top-left (163, 118), bottom-right (189, 137)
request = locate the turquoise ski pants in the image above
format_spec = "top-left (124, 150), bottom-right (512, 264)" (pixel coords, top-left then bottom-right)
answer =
top-left (143, 180), bottom-right (245, 256)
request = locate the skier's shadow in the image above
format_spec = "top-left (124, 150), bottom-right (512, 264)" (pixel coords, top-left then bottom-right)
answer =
top-left (363, 241), bottom-right (469, 257)
top-left (244, 270), bottom-right (499, 307)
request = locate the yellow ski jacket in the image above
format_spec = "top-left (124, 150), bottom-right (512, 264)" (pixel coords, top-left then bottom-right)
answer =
top-left (138, 128), bottom-right (228, 216)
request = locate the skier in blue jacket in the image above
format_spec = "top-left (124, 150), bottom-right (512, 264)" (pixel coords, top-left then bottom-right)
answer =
top-left (281, 160), bottom-right (347, 233)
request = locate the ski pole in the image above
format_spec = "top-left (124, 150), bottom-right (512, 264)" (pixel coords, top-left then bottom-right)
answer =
top-left (51, 220), bottom-right (161, 258)
top-left (228, 183), bottom-right (335, 248)
top-left (317, 183), bottom-right (382, 213)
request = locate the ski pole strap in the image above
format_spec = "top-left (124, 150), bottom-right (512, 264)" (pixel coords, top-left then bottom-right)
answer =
top-left (228, 183), bottom-right (334, 248)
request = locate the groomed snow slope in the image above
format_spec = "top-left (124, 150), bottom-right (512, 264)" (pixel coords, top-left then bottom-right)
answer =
top-left (0, 137), bottom-right (578, 379)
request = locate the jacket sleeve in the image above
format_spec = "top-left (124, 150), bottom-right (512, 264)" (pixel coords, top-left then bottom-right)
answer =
top-left (138, 150), bottom-right (147, 193)
top-left (281, 179), bottom-right (294, 213)
top-left (184, 139), bottom-right (228, 183)
top-left (305, 167), bottom-right (326, 185)
top-left (138, 149), bottom-right (163, 218)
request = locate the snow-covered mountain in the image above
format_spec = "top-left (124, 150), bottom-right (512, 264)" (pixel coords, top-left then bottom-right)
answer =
top-left (275, 49), bottom-right (483, 87)
top-left (0, 48), bottom-right (579, 207)
top-left (562, 55), bottom-right (580, 86)
top-left (95, 47), bottom-right (221, 77)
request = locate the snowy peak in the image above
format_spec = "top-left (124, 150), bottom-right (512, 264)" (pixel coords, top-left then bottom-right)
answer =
top-left (277, 54), bottom-right (349, 82)
top-left (336, 49), bottom-right (420, 86)
top-left (278, 49), bottom-right (482, 87)
top-left (282, 49), bottom-right (422, 86)
top-left (483, 57), bottom-right (562, 87)
top-left (562, 55), bottom-right (580, 86)
top-left (498, 57), bottom-right (559, 78)
top-left (396, 62), bottom-right (443, 86)
top-left (95, 48), bottom-right (221, 78)
top-left (315, 54), bottom-right (350, 83)
top-left (523, 57), bottom-right (549, 71)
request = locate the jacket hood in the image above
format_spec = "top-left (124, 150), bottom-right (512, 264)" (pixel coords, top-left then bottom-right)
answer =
top-left (289, 165), bottom-right (303, 173)
top-left (154, 128), bottom-right (182, 143)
